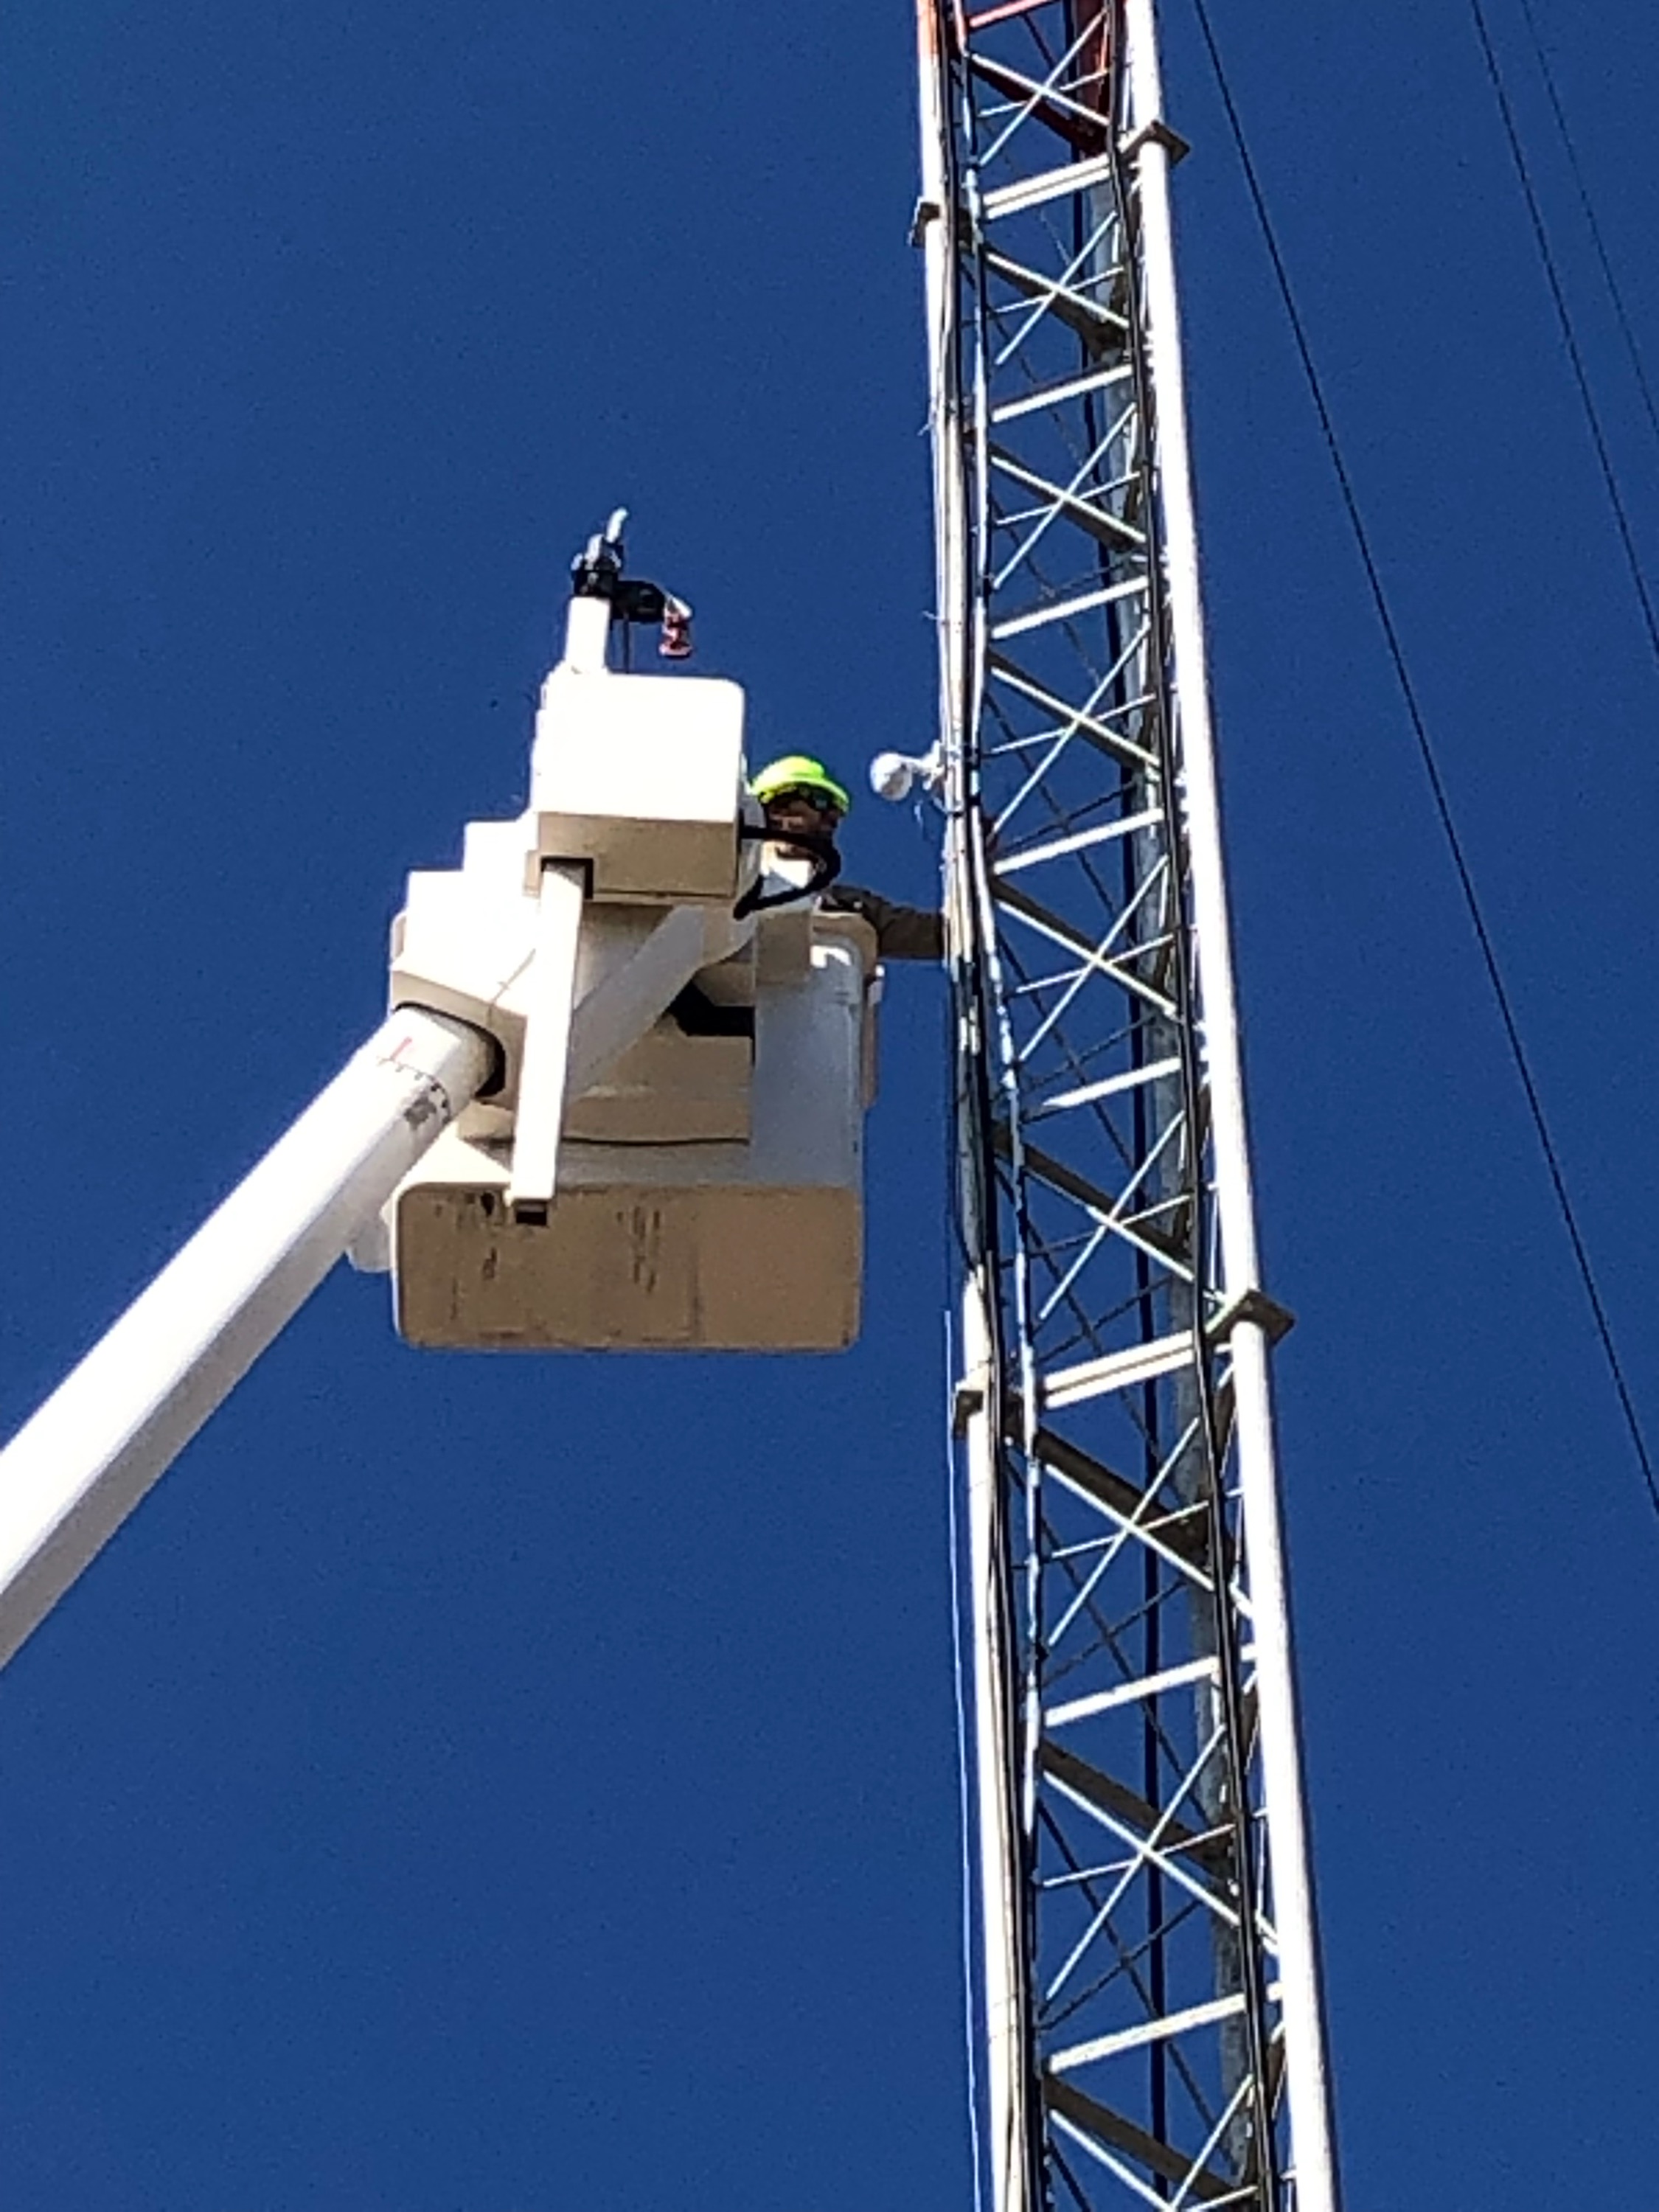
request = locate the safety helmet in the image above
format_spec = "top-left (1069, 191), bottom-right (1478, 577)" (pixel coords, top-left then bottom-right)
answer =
top-left (751, 754), bottom-right (852, 817)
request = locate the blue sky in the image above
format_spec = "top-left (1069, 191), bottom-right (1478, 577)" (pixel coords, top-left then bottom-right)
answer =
top-left (5, 1), bottom-right (1659, 2205)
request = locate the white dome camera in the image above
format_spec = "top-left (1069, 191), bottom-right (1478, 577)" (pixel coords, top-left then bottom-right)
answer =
top-left (869, 751), bottom-right (917, 802)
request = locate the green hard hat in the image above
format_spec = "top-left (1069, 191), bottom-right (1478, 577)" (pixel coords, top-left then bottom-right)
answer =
top-left (751, 754), bottom-right (852, 815)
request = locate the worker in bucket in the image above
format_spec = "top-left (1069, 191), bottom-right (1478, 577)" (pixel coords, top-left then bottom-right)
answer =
top-left (751, 755), bottom-right (943, 963)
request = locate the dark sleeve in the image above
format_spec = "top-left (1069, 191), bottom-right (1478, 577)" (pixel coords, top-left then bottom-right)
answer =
top-left (824, 881), bottom-right (945, 962)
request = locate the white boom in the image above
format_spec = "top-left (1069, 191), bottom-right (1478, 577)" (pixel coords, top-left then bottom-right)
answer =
top-left (0, 513), bottom-right (881, 1657)
top-left (0, 1008), bottom-right (491, 1666)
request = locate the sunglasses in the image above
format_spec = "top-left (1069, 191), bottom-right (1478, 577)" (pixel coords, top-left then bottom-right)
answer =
top-left (770, 790), bottom-right (843, 818)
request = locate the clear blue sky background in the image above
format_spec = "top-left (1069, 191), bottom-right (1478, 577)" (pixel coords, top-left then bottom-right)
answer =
top-left (5, 1), bottom-right (1659, 2205)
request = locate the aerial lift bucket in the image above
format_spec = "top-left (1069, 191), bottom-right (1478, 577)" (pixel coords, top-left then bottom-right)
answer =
top-left (369, 511), bottom-right (880, 1351)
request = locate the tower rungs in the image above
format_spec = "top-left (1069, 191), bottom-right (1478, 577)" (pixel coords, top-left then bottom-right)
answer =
top-left (991, 575), bottom-right (1146, 641)
top-left (995, 809), bottom-right (1165, 878)
top-left (1034, 1052), bottom-right (1180, 1115)
top-left (982, 148), bottom-right (1118, 219)
top-left (1043, 1329), bottom-right (1193, 1408)
top-left (1046, 1654), bottom-right (1220, 1728)
top-left (1050, 1991), bottom-right (1248, 2073)
top-left (991, 361), bottom-right (1132, 426)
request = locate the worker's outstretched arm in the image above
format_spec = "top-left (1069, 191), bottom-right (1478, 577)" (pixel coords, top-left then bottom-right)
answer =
top-left (824, 883), bottom-right (944, 962)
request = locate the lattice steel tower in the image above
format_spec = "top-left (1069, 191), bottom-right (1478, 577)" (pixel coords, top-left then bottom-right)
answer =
top-left (917, 4), bottom-right (1341, 2208)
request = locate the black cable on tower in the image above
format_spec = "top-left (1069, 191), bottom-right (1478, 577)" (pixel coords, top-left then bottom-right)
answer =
top-left (1186, 0), bottom-right (1659, 1528)
top-left (1514, 0), bottom-right (1659, 465)
top-left (1467, 0), bottom-right (1659, 675)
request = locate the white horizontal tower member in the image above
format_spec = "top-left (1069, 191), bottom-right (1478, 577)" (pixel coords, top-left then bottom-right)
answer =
top-left (0, 1006), bottom-right (492, 1668)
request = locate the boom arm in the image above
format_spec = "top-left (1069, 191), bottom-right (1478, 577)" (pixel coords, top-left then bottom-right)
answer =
top-left (0, 511), bottom-right (858, 1644)
top-left (0, 1008), bottom-right (491, 1667)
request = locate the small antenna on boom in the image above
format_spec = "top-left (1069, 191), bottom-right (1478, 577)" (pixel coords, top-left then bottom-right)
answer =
top-left (567, 507), bottom-right (693, 662)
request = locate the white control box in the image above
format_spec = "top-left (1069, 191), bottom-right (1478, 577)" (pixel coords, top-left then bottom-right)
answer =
top-left (527, 665), bottom-right (746, 903)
